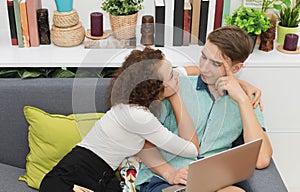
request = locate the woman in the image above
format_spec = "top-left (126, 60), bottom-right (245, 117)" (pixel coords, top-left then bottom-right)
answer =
top-left (39, 47), bottom-right (200, 192)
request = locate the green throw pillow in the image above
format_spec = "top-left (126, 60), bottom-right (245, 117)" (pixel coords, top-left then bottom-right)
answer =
top-left (19, 106), bottom-right (104, 189)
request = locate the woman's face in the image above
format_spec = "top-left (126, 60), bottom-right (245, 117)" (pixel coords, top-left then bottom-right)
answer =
top-left (158, 59), bottom-right (180, 98)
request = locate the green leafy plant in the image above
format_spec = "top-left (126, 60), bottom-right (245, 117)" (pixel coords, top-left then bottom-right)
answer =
top-left (225, 6), bottom-right (271, 35)
top-left (278, 4), bottom-right (300, 27)
top-left (101, 0), bottom-right (144, 16)
top-left (0, 68), bottom-right (116, 79)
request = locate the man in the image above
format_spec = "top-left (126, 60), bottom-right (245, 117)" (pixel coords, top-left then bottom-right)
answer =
top-left (135, 26), bottom-right (273, 191)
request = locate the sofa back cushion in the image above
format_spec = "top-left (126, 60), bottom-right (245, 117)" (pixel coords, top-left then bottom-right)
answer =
top-left (0, 78), bottom-right (112, 168)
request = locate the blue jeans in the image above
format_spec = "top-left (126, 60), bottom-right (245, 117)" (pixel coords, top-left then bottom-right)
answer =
top-left (138, 176), bottom-right (253, 192)
top-left (139, 176), bottom-right (171, 192)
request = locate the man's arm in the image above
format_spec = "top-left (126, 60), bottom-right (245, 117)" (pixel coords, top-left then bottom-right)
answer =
top-left (215, 62), bottom-right (273, 169)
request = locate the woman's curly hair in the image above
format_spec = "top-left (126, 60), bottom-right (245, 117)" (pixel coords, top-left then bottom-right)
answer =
top-left (109, 47), bottom-right (165, 108)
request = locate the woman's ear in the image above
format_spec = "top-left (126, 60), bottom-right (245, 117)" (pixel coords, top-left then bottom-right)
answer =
top-left (231, 63), bottom-right (243, 73)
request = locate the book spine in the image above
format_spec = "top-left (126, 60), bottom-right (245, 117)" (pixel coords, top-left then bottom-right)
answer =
top-left (183, 2), bottom-right (192, 46)
top-left (7, 0), bottom-right (18, 45)
top-left (221, 0), bottom-right (230, 26)
top-left (19, 0), bottom-right (30, 47)
top-left (154, 0), bottom-right (165, 47)
top-left (198, 0), bottom-right (209, 45)
top-left (173, 0), bottom-right (184, 46)
top-left (26, 0), bottom-right (41, 46)
top-left (214, 0), bottom-right (224, 30)
top-left (190, 0), bottom-right (201, 44)
top-left (37, 8), bottom-right (51, 45)
top-left (13, 0), bottom-right (24, 48)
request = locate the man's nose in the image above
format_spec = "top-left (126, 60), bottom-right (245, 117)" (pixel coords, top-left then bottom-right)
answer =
top-left (199, 59), bottom-right (210, 72)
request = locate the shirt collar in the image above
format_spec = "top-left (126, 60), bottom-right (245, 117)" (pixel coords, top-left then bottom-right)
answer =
top-left (196, 75), bottom-right (228, 98)
top-left (196, 75), bottom-right (208, 91)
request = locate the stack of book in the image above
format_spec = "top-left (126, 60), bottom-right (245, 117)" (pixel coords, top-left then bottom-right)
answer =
top-left (153, 0), bottom-right (231, 47)
top-left (6, 0), bottom-right (42, 47)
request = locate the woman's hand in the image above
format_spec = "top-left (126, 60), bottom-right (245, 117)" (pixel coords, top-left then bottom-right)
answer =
top-left (73, 185), bottom-right (94, 192)
top-left (238, 80), bottom-right (263, 111)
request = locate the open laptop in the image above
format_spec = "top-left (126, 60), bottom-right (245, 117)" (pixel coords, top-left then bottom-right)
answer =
top-left (162, 138), bottom-right (263, 192)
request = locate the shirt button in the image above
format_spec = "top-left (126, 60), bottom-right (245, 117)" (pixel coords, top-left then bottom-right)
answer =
top-left (103, 171), bottom-right (108, 176)
top-left (98, 178), bottom-right (103, 184)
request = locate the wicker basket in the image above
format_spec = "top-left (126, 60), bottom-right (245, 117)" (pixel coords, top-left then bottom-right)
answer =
top-left (109, 13), bottom-right (138, 40)
top-left (53, 9), bottom-right (79, 28)
top-left (51, 22), bottom-right (85, 47)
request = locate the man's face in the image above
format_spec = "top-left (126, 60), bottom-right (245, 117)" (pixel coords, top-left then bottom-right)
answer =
top-left (199, 40), bottom-right (230, 86)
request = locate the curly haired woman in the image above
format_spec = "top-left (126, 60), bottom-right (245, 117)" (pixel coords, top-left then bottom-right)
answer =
top-left (39, 47), bottom-right (200, 192)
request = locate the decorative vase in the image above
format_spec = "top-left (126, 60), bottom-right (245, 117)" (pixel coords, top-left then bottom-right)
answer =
top-left (277, 25), bottom-right (299, 44)
top-left (55, 0), bottom-right (73, 12)
top-left (109, 13), bottom-right (138, 40)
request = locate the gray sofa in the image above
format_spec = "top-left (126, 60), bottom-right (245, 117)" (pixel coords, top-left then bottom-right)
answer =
top-left (0, 78), bottom-right (288, 192)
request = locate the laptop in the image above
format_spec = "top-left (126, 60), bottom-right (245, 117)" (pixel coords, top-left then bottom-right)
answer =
top-left (162, 139), bottom-right (263, 192)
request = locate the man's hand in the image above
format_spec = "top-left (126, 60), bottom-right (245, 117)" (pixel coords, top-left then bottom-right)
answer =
top-left (215, 62), bottom-right (248, 104)
top-left (165, 166), bottom-right (189, 185)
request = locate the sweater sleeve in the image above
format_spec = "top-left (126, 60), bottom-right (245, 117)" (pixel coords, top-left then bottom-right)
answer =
top-left (122, 106), bottom-right (198, 158)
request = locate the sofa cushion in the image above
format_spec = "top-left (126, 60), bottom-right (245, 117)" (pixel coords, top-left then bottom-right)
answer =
top-left (19, 106), bottom-right (104, 189)
top-left (0, 163), bottom-right (37, 192)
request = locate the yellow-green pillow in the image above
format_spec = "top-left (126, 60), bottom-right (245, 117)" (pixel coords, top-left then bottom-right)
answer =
top-left (19, 106), bottom-right (104, 189)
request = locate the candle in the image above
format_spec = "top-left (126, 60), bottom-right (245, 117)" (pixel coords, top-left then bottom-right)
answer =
top-left (283, 34), bottom-right (299, 51)
top-left (90, 12), bottom-right (103, 36)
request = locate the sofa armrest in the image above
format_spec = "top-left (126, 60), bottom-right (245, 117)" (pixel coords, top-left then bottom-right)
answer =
top-left (236, 158), bottom-right (288, 192)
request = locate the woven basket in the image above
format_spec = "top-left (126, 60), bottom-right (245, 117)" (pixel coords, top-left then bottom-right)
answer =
top-left (53, 9), bottom-right (79, 28)
top-left (109, 13), bottom-right (138, 40)
top-left (51, 22), bottom-right (85, 47)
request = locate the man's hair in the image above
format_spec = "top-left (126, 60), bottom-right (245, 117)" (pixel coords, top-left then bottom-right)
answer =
top-left (207, 26), bottom-right (253, 64)
top-left (108, 47), bottom-right (165, 108)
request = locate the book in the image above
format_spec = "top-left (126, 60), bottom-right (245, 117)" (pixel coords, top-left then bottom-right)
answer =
top-left (7, 0), bottom-right (18, 45)
top-left (221, 0), bottom-right (230, 26)
top-left (13, 0), bottom-right (24, 48)
top-left (164, 0), bottom-right (174, 46)
top-left (190, 0), bottom-right (201, 44)
top-left (207, 0), bottom-right (216, 37)
top-left (183, 2), bottom-right (192, 46)
top-left (214, 0), bottom-right (224, 30)
top-left (173, 0), bottom-right (184, 46)
top-left (154, 0), bottom-right (165, 47)
top-left (26, 0), bottom-right (42, 47)
top-left (19, 0), bottom-right (30, 47)
top-left (198, 0), bottom-right (209, 45)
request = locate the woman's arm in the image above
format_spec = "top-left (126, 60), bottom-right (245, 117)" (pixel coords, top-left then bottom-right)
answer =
top-left (137, 141), bottom-right (189, 185)
top-left (168, 90), bottom-right (199, 154)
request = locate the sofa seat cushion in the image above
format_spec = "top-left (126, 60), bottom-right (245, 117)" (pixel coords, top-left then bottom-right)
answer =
top-left (0, 163), bottom-right (37, 192)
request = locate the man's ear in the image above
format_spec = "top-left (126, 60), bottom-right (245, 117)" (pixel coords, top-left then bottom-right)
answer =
top-left (231, 63), bottom-right (243, 73)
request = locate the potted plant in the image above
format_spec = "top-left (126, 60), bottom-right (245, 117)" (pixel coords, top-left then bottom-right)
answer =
top-left (261, 0), bottom-right (291, 12)
top-left (101, 0), bottom-right (144, 40)
top-left (277, 3), bottom-right (300, 44)
top-left (225, 6), bottom-right (271, 52)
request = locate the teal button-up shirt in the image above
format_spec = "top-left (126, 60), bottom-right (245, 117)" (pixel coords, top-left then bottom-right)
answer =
top-left (135, 75), bottom-right (264, 188)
